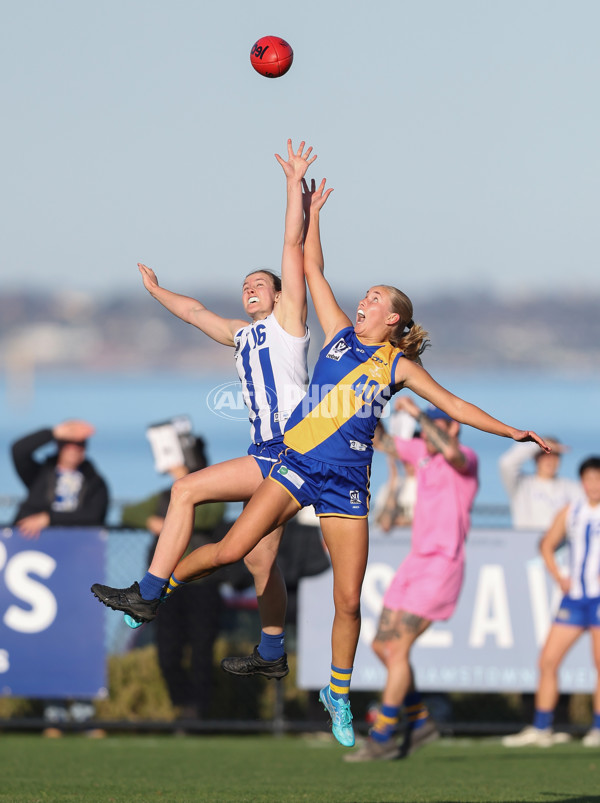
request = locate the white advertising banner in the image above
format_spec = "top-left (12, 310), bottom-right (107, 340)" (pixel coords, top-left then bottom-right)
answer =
top-left (297, 528), bottom-right (596, 693)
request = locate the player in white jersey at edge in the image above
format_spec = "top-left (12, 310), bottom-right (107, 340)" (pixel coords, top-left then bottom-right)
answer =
top-left (503, 456), bottom-right (600, 748)
top-left (92, 140), bottom-right (317, 678)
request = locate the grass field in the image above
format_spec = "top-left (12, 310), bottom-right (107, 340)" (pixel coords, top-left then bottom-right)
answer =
top-left (3, 733), bottom-right (600, 803)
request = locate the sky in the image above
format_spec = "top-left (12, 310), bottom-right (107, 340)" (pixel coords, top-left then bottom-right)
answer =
top-left (2, 0), bottom-right (599, 304)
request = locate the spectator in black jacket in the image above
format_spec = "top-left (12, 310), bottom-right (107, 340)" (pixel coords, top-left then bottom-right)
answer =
top-left (11, 420), bottom-right (109, 539)
top-left (10, 419), bottom-right (109, 736)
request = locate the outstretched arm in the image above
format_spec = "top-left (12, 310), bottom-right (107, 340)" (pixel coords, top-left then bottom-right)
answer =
top-left (138, 263), bottom-right (248, 346)
top-left (394, 359), bottom-right (551, 452)
top-left (273, 139), bottom-right (316, 336)
top-left (302, 177), bottom-right (351, 344)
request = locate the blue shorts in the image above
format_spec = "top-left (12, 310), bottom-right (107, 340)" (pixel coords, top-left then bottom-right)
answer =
top-left (247, 438), bottom-right (285, 479)
top-left (554, 595), bottom-right (600, 628)
top-left (268, 448), bottom-right (371, 518)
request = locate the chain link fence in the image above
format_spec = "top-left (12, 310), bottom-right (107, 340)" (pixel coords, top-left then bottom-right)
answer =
top-left (0, 497), bottom-right (336, 733)
top-left (5, 498), bottom-right (590, 736)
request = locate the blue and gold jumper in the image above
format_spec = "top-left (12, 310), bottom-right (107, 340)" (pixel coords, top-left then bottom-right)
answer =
top-left (284, 327), bottom-right (404, 465)
top-left (269, 327), bottom-right (405, 518)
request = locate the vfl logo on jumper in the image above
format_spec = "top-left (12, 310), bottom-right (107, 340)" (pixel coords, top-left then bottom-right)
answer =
top-left (350, 440), bottom-right (368, 452)
top-left (326, 338), bottom-right (350, 361)
top-left (277, 464), bottom-right (305, 490)
top-left (349, 490), bottom-right (361, 507)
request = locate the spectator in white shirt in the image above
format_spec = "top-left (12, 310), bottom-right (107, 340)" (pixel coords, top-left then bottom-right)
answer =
top-left (499, 438), bottom-right (581, 530)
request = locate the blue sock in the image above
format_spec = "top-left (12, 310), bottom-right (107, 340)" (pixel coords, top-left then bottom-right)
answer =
top-left (257, 630), bottom-right (285, 661)
top-left (138, 571), bottom-right (168, 601)
top-left (330, 664), bottom-right (353, 702)
top-left (533, 709), bottom-right (554, 730)
top-left (371, 704), bottom-right (400, 743)
top-left (403, 690), bottom-right (429, 731)
top-left (593, 712), bottom-right (600, 730)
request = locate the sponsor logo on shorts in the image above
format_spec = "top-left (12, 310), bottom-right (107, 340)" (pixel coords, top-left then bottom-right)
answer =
top-left (277, 465), bottom-right (305, 489)
top-left (326, 338), bottom-right (350, 361)
top-left (349, 440), bottom-right (368, 451)
top-left (349, 490), bottom-right (361, 506)
top-left (274, 411), bottom-right (290, 423)
top-left (556, 608), bottom-right (570, 621)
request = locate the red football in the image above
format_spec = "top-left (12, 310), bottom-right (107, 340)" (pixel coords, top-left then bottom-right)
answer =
top-left (250, 36), bottom-right (293, 78)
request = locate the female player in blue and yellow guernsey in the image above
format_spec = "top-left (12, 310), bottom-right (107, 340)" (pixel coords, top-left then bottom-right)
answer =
top-left (167, 173), bottom-right (551, 748)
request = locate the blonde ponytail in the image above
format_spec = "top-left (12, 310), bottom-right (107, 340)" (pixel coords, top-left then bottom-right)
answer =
top-left (382, 285), bottom-right (430, 361)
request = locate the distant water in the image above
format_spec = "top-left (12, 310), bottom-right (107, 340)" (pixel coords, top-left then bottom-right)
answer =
top-left (1, 368), bottom-right (599, 526)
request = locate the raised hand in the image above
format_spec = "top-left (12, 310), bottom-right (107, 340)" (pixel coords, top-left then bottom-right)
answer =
top-left (394, 395), bottom-right (420, 419)
top-left (302, 177), bottom-right (334, 216)
top-left (275, 139), bottom-right (317, 183)
top-left (52, 420), bottom-right (95, 442)
top-left (138, 262), bottom-right (159, 293)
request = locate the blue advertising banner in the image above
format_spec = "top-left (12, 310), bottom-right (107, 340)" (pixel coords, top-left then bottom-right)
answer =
top-left (298, 528), bottom-right (596, 693)
top-left (0, 527), bottom-right (107, 698)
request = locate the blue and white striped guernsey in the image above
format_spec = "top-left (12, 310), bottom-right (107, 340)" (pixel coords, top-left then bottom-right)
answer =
top-left (565, 499), bottom-right (600, 599)
top-left (233, 312), bottom-right (310, 445)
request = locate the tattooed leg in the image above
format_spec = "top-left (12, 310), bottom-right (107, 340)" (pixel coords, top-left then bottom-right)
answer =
top-left (372, 608), bottom-right (431, 709)
top-left (399, 610), bottom-right (429, 634)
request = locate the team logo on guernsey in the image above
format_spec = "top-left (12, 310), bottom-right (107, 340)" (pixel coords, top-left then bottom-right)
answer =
top-left (326, 338), bottom-right (350, 361)
top-left (277, 464), bottom-right (305, 489)
top-left (349, 490), bottom-right (361, 506)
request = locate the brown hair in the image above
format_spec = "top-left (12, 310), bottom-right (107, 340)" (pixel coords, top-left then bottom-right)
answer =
top-left (579, 456), bottom-right (600, 477)
top-left (243, 270), bottom-right (282, 292)
top-left (381, 285), bottom-right (430, 362)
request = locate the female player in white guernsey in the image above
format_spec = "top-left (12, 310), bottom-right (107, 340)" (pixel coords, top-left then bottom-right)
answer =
top-left (155, 173), bottom-right (550, 748)
top-left (92, 140), bottom-right (317, 674)
top-left (503, 456), bottom-right (600, 748)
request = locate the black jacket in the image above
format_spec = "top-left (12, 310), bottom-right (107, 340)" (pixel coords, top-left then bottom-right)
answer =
top-left (11, 428), bottom-right (110, 527)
